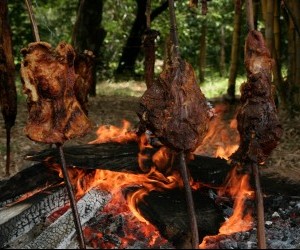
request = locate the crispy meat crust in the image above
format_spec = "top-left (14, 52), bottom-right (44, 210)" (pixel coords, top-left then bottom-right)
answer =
top-left (20, 41), bottom-right (91, 144)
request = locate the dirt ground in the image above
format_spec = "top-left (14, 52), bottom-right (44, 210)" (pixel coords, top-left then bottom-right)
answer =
top-left (1, 85), bottom-right (300, 185)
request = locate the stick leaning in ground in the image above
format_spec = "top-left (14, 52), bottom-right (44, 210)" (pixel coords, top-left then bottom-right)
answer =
top-left (23, 3), bottom-right (90, 247)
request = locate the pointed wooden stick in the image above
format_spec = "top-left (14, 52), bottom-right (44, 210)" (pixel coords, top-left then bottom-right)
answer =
top-left (24, 1), bottom-right (86, 248)
top-left (252, 162), bottom-right (267, 249)
top-left (58, 144), bottom-right (86, 249)
top-left (24, 0), bottom-right (40, 42)
top-left (178, 151), bottom-right (199, 249)
top-left (245, 1), bottom-right (267, 248)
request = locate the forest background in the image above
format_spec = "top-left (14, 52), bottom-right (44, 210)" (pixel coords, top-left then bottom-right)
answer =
top-left (7, 0), bottom-right (300, 112)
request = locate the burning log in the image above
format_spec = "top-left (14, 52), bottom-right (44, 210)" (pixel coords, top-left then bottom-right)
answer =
top-left (0, 186), bottom-right (69, 248)
top-left (19, 189), bottom-right (111, 249)
top-left (0, 0), bottom-right (18, 176)
top-left (137, 188), bottom-right (224, 249)
top-left (0, 162), bottom-right (62, 204)
top-left (1, 140), bottom-right (300, 249)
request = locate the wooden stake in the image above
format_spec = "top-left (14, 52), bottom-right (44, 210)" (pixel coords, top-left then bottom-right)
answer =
top-left (24, 0), bottom-right (40, 42)
top-left (252, 163), bottom-right (267, 249)
top-left (58, 144), bottom-right (86, 249)
top-left (24, 1), bottom-right (86, 248)
top-left (246, 0), bottom-right (255, 31)
top-left (245, 1), bottom-right (267, 248)
top-left (168, 0), bottom-right (180, 58)
top-left (178, 151), bottom-right (199, 249)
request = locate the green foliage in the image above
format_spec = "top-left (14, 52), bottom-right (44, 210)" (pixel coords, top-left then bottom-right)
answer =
top-left (7, 0), bottom-right (289, 95)
top-left (8, 0), bottom-right (78, 67)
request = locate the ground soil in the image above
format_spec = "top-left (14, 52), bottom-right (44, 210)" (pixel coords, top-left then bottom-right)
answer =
top-left (1, 84), bottom-right (300, 185)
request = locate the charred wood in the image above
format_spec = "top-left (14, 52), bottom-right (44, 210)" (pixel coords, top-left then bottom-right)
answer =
top-left (17, 189), bottom-right (111, 249)
top-left (136, 188), bottom-right (224, 249)
top-left (0, 163), bottom-right (62, 205)
top-left (23, 142), bottom-right (300, 197)
top-left (0, 186), bottom-right (69, 248)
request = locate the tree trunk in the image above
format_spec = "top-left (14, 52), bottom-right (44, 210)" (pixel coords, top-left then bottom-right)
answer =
top-left (288, 0), bottom-right (300, 112)
top-left (71, 0), bottom-right (106, 96)
top-left (264, 0), bottom-right (283, 107)
top-left (225, 0), bottom-right (243, 102)
top-left (198, 19), bottom-right (207, 84)
top-left (115, 0), bottom-right (168, 80)
top-left (219, 25), bottom-right (226, 77)
top-left (0, 0), bottom-right (17, 176)
top-left (272, 0), bottom-right (283, 106)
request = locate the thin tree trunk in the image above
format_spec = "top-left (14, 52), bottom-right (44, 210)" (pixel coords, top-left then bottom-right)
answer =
top-left (115, 0), bottom-right (168, 79)
top-left (219, 25), bottom-right (226, 77)
top-left (198, 19), bottom-right (207, 84)
top-left (292, 0), bottom-right (300, 111)
top-left (225, 0), bottom-right (243, 102)
top-left (72, 0), bottom-right (106, 96)
top-left (0, 0), bottom-right (17, 176)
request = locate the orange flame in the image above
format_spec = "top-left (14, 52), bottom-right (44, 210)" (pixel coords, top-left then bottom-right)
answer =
top-left (44, 104), bottom-right (256, 248)
top-left (88, 119), bottom-right (138, 144)
top-left (195, 103), bottom-right (239, 160)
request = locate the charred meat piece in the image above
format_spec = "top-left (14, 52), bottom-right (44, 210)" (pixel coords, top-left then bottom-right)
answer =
top-left (137, 55), bottom-right (212, 152)
top-left (74, 49), bottom-right (95, 115)
top-left (230, 30), bottom-right (283, 165)
top-left (20, 41), bottom-right (91, 144)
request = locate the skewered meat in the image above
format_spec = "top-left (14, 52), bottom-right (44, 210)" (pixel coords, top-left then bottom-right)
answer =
top-left (137, 58), bottom-right (211, 152)
top-left (20, 41), bottom-right (92, 144)
top-left (137, 49), bottom-right (212, 153)
top-left (230, 30), bottom-right (283, 165)
top-left (74, 49), bottom-right (95, 115)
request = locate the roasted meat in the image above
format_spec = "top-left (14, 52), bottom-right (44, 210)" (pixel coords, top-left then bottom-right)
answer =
top-left (230, 30), bottom-right (283, 165)
top-left (20, 41), bottom-right (91, 144)
top-left (137, 56), bottom-right (212, 152)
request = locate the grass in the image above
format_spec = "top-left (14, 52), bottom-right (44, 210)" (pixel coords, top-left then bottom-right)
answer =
top-left (96, 75), bottom-right (246, 100)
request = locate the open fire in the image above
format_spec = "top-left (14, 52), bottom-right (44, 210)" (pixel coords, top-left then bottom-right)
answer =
top-left (1, 102), bottom-right (274, 249)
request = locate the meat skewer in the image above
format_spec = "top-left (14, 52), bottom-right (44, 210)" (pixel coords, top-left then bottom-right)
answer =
top-left (137, 0), bottom-right (212, 248)
top-left (230, 1), bottom-right (283, 248)
top-left (0, 0), bottom-right (17, 176)
top-left (23, 1), bottom-right (89, 248)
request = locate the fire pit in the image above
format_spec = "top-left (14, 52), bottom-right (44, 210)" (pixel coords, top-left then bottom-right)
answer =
top-left (0, 136), bottom-right (300, 249)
